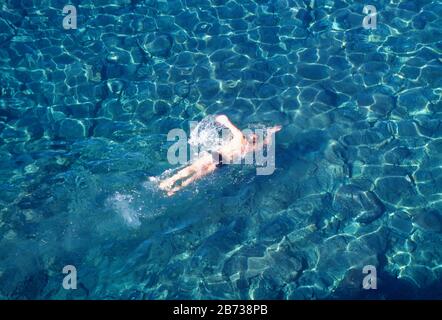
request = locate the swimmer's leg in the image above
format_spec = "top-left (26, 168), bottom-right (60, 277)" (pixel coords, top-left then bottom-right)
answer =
top-left (159, 165), bottom-right (196, 190)
top-left (166, 162), bottom-right (217, 196)
top-left (166, 172), bottom-right (201, 196)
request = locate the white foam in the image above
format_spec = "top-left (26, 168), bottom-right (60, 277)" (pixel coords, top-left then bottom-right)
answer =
top-left (109, 192), bottom-right (141, 228)
top-left (189, 115), bottom-right (233, 152)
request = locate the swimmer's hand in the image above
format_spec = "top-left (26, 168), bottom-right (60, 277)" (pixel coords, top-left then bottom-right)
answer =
top-left (261, 125), bottom-right (282, 146)
top-left (269, 125), bottom-right (282, 133)
top-left (215, 114), bottom-right (229, 126)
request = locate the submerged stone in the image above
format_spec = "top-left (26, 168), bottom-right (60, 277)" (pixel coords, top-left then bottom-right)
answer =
top-left (58, 119), bottom-right (86, 140)
top-left (413, 209), bottom-right (442, 233)
top-left (143, 34), bottom-right (173, 58)
top-left (333, 184), bottom-right (385, 223)
top-left (398, 88), bottom-right (429, 113)
top-left (297, 63), bottom-right (330, 80)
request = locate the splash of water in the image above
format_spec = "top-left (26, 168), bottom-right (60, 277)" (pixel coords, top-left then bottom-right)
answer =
top-left (109, 192), bottom-right (141, 228)
top-left (109, 182), bottom-right (169, 228)
top-left (188, 115), bottom-right (233, 153)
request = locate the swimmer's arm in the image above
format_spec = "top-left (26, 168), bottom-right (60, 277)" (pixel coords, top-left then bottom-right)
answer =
top-left (215, 115), bottom-right (244, 140)
top-left (264, 125), bottom-right (282, 145)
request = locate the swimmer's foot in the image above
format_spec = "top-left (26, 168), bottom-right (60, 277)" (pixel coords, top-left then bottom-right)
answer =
top-left (159, 179), bottom-right (173, 191)
top-left (158, 179), bottom-right (179, 196)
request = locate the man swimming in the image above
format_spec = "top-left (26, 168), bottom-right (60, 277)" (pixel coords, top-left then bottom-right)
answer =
top-left (158, 115), bottom-right (281, 196)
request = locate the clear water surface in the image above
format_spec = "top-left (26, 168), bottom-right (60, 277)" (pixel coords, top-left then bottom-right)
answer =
top-left (0, 0), bottom-right (441, 299)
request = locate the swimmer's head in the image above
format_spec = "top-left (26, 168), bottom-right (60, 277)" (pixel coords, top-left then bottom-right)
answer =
top-left (252, 134), bottom-right (257, 145)
top-left (248, 133), bottom-right (259, 146)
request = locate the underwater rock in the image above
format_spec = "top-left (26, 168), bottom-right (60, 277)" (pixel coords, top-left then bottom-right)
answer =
top-left (106, 80), bottom-right (125, 95)
top-left (258, 215), bottom-right (295, 243)
top-left (58, 119), bottom-right (86, 140)
top-left (421, 64), bottom-right (442, 88)
top-left (153, 101), bottom-right (169, 116)
top-left (143, 33), bottom-right (173, 58)
top-left (10, 271), bottom-right (49, 300)
top-left (401, 265), bottom-right (436, 289)
top-left (249, 271), bottom-right (283, 299)
top-left (297, 63), bottom-right (330, 80)
top-left (135, 100), bottom-right (154, 122)
top-left (333, 184), bottom-right (385, 223)
top-left (174, 81), bottom-right (190, 97)
top-left (256, 83), bottom-right (277, 99)
top-left (413, 208), bottom-right (442, 233)
top-left (333, 267), bottom-right (364, 298)
top-left (106, 50), bottom-right (131, 65)
top-left (398, 87), bottom-right (429, 113)
top-left (0, 18), bottom-right (14, 43)
top-left (375, 176), bottom-right (422, 207)
top-left (173, 51), bottom-right (195, 68)
top-left (389, 211), bottom-right (414, 237)
top-left (197, 79), bottom-right (220, 100)
top-left (259, 27), bottom-right (280, 44)
top-left (217, 2), bottom-right (245, 19)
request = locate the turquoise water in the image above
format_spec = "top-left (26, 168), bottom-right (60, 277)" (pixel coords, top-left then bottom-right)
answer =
top-left (0, 0), bottom-right (441, 299)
